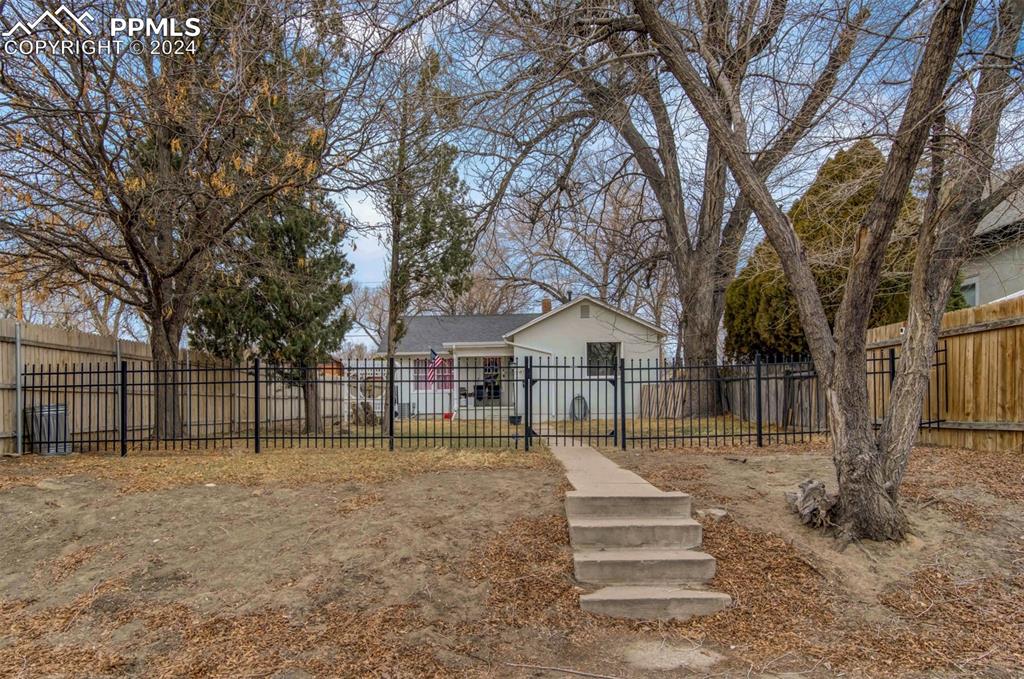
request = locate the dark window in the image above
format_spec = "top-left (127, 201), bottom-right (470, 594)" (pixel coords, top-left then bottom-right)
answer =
top-left (586, 342), bottom-right (618, 376)
top-left (961, 278), bottom-right (978, 307)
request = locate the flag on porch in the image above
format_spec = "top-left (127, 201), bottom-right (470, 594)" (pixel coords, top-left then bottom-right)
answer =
top-left (426, 348), bottom-right (444, 384)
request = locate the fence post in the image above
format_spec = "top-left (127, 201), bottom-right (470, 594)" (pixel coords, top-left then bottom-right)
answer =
top-left (253, 358), bottom-right (261, 454)
top-left (755, 353), bottom-right (764, 448)
top-left (14, 322), bottom-right (22, 455)
top-left (119, 360), bottom-right (128, 457)
top-left (619, 358), bottom-right (627, 450)
top-left (523, 356), bottom-right (532, 451)
top-left (888, 347), bottom-right (897, 385)
top-left (387, 356), bottom-right (395, 452)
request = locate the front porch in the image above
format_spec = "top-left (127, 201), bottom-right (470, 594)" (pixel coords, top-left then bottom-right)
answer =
top-left (450, 350), bottom-right (520, 419)
top-left (404, 343), bottom-right (522, 420)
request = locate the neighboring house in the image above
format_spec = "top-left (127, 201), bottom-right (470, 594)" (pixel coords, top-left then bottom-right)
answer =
top-left (960, 188), bottom-right (1024, 306)
top-left (377, 295), bottom-right (665, 420)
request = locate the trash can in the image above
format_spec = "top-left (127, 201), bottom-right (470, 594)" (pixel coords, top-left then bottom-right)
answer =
top-left (24, 404), bottom-right (72, 455)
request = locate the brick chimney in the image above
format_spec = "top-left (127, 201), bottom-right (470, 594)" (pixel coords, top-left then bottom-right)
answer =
top-left (540, 297), bottom-right (552, 314)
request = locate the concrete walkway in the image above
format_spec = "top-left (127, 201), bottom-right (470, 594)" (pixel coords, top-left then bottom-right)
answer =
top-left (549, 441), bottom-right (731, 620)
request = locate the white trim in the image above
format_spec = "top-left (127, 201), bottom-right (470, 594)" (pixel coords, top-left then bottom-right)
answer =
top-left (442, 341), bottom-right (508, 349)
top-left (504, 339), bottom-right (553, 355)
top-left (502, 294), bottom-right (667, 338)
top-left (991, 288), bottom-right (1024, 303)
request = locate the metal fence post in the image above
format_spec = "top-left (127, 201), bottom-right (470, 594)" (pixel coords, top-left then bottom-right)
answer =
top-left (619, 358), bottom-right (627, 450)
top-left (14, 322), bottom-right (23, 455)
top-left (755, 353), bottom-right (764, 448)
top-left (120, 360), bottom-right (128, 457)
top-left (523, 356), bottom-right (532, 451)
top-left (888, 347), bottom-right (897, 385)
top-left (387, 356), bottom-right (395, 451)
top-left (253, 358), bottom-right (261, 454)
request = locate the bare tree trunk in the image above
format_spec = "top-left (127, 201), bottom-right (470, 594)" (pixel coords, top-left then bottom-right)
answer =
top-left (631, 0), bottom-right (999, 540)
top-left (824, 372), bottom-right (907, 540)
top-left (303, 376), bottom-right (323, 435)
top-left (148, 317), bottom-right (184, 441)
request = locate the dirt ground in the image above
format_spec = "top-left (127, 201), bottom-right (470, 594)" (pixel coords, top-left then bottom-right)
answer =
top-left (0, 443), bottom-right (1021, 678)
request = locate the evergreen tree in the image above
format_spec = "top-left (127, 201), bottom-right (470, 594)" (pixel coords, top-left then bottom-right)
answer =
top-left (371, 52), bottom-right (475, 355)
top-left (724, 141), bottom-right (965, 358)
top-left (191, 195), bottom-right (353, 433)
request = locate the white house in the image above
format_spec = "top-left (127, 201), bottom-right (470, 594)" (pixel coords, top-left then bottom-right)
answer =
top-left (960, 184), bottom-right (1024, 306)
top-left (379, 295), bottom-right (665, 421)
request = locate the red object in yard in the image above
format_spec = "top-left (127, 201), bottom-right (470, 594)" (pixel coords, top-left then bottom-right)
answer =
top-left (443, 412), bottom-right (454, 420)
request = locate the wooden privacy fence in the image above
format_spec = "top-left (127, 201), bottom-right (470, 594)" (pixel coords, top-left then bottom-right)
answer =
top-left (0, 320), bottom-right (150, 455)
top-left (866, 295), bottom-right (1024, 452)
top-left (635, 351), bottom-right (946, 438)
top-left (636, 359), bottom-right (828, 431)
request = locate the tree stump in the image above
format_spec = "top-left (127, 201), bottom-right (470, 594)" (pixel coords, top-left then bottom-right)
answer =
top-left (786, 479), bottom-right (837, 528)
top-left (349, 401), bottom-right (381, 426)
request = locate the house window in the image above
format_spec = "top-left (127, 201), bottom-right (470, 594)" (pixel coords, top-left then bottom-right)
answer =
top-left (586, 342), bottom-right (618, 376)
top-left (961, 277), bottom-right (978, 307)
top-left (414, 357), bottom-right (453, 390)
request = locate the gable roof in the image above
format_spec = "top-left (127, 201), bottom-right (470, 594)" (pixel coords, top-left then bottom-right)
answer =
top-left (383, 313), bottom-right (540, 354)
top-left (503, 295), bottom-right (667, 338)
top-left (976, 180), bottom-right (1024, 236)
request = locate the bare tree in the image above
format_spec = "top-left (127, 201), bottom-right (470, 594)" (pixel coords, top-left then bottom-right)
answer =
top-left (630, 0), bottom-right (1024, 539)
top-left (419, 260), bottom-right (535, 314)
top-left (0, 0), bottom-right (400, 436)
top-left (460, 0), bottom-right (865, 366)
top-left (349, 283), bottom-right (388, 350)
top-left (485, 161), bottom-right (667, 308)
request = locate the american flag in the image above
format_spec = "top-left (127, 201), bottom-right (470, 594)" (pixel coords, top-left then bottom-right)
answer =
top-left (426, 349), bottom-right (444, 384)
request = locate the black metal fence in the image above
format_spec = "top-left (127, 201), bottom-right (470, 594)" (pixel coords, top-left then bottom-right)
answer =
top-left (19, 346), bottom-right (946, 454)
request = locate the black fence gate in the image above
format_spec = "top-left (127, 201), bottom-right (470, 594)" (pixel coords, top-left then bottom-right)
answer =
top-left (19, 345), bottom-right (946, 454)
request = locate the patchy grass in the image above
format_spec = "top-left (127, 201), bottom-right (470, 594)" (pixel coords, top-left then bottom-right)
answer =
top-left (0, 589), bottom-right (461, 678)
top-left (3, 441), bottom-right (1021, 677)
top-left (0, 445), bottom-right (553, 494)
top-left (550, 415), bottom-right (824, 447)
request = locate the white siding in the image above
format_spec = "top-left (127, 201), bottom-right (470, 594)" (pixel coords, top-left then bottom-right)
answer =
top-left (509, 302), bottom-right (662, 420)
top-left (961, 242), bottom-right (1024, 305)
top-left (390, 302), bottom-right (664, 421)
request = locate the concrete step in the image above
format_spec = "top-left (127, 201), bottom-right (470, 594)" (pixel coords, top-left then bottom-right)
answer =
top-left (580, 585), bottom-right (731, 620)
top-left (565, 491), bottom-right (691, 518)
top-left (574, 548), bottom-right (716, 585)
top-left (569, 517), bottom-right (703, 549)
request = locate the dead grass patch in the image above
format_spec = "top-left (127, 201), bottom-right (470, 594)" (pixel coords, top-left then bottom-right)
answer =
top-left (611, 440), bottom-right (831, 457)
top-left (43, 545), bottom-right (104, 584)
top-left (0, 593), bottom-right (462, 678)
top-left (465, 515), bottom-right (579, 630)
top-left (835, 565), bottom-right (1024, 674)
top-left (684, 516), bottom-right (836, 666)
top-left (467, 511), bottom-right (1023, 675)
top-left (908, 446), bottom-right (1024, 502)
top-left (0, 446), bottom-right (554, 494)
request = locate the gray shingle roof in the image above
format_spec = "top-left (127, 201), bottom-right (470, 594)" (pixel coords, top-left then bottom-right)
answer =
top-left (381, 314), bottom-right (540, 354)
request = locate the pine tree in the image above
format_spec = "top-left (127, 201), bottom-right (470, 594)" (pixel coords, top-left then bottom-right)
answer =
top-left (724, 141), bottom-right (965, 358)
top-left (372, 52), bottom-right (475, 355)
top-left (190, 194), bottom-right (353, 433)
